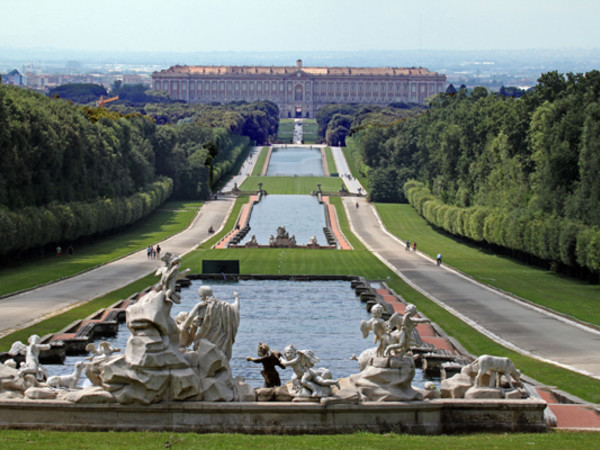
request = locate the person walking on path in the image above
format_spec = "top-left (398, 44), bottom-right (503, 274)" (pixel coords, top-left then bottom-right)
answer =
top-left (436, 253), bottom-right (442, 266)
top-left (412, 242), bottom-right (417, 252)
top-left (405, 240), bottom-right (410, 251)
top-left (156, 245), bottom-right (161, 259)
top-left (147, 245), bottom-right (152, 259)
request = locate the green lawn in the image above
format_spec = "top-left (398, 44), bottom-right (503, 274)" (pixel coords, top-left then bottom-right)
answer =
top-left (251, 147), bottom-right (268, 176)
top-left (376, 203), bottom-right (600, 327)
top-left (302, 119), bottom-right (319, 144)
top-left (277, 119), bottom-right (294, 143)
top-left (324, 146), bottom-right (337, 174)
top-left (240, 176), bottom-right (342, 194)
top-left (0, 201), bottom-right (202, 298)
top-left (0, 430), bottom-right (597, 449)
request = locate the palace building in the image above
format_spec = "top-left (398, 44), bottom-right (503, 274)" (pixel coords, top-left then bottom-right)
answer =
top-left (152, 59), bottom-right (446, 118)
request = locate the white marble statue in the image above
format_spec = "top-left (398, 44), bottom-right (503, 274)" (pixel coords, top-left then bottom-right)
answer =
top-left (85, 342), bottom-right (121, 360)
top-left (465, 355), bottom-right (521, 389)
top-left (279, 344), bottom-right (339, 398)
top-left (9, 334), bottom-right (51, 381)
top-left (188, 286), bottom-right (240, 360)
top-left (384, 304), bottom-right (430, 358)
top-left (46, 361), bottom-right (86, 389)
top-left (245, 234), bottom-right (258, 246)
top-left (360, 304), bottom-right (388, 357)
top-left (153, 252), bottom-right (191, 304)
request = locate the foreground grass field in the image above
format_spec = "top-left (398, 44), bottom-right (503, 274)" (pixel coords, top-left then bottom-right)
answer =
top-left (0, 201), bottom-right (202, 298)
top-left (0, 429), bottom-right (598, 449)
top-left (376, 203), bottom-right (600, 328)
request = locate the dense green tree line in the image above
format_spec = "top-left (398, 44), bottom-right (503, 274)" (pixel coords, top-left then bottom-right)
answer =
top-left (349, 71), bottom-right (600, 278)
top-left (112, 100), bottom-right (279, 145)
top-left (47, 83), bottom-right (108, 104)
top-left (315, 103), bottom-right (425, 146)
top-left (0, 179), bottom-right (172, 257)
top-left (0, 84), bottom-right (255, 258)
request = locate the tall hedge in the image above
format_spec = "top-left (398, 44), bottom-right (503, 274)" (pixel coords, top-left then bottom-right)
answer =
top-left (405, 180), bottom-right (600, 276)
top-left (0, 178), bottom-right (172, 256)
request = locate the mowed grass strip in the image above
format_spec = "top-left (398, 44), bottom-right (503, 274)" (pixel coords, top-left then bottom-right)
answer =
top-left (0, 201), bottom-right (202, 298)
top-left (302, 119), bottom-right (319, 144)
top-left (0, 429), bottom-right (598, 449)
top-left (324, 146), bottom-right (337, 174)
top-left (376, 203), bottom-right (600, 327)
top-left (277, 119), bottom-right (294, 143)
top-left (251, 147), bottom-right (269, 176)
top-left (240, 176), bottom-right (342, 194)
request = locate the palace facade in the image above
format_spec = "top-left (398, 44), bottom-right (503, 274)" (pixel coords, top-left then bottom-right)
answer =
top-left (152, 60), bottom-right (446, 118)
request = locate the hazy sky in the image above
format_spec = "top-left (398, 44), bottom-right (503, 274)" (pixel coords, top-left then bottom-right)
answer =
top-left (2, 0), bottom-right (599, 53)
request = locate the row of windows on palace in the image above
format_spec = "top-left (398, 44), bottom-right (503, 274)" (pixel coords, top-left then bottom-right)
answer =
top-left (154, 80), bottom-right (443, 94)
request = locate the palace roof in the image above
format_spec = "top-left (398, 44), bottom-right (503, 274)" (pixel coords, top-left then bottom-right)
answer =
top-left (154, 64), bottom-right (441, 78)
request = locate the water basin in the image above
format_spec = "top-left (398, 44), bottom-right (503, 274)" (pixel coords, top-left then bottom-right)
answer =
top-left (46, 279), bottom-right (437, 389)
top-left (248, 195), bottom-right (326, 245)
top-left (266, 147), bottom-right (324, 176)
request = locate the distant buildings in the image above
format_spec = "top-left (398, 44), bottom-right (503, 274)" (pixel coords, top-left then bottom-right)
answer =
top-left (152, 59), bottom-right (446, 118)
top-left (3, 69), bottom-right (28, 86)
top-left (2, 69), bottom-right (150, 93)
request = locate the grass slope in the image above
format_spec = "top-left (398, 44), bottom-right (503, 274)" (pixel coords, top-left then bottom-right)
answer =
top-left (251, 147), bottom-right (268, 176)
top-left (376, 203), bottom-right (600, 328)
top-left (0, 201), bottom-right (202, 298)
top-left (324, 146), bottom-right (337, 174)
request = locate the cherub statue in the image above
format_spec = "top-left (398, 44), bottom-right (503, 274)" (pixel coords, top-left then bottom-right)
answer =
top-left (9, 334), bottom-right (51, 381)
top-left (245, 234), bottom-right (258, 246)
top-left (85, 342), bottom-right (121, 361)
top-left (246, 342), bottom-right (284, 387)
top-left (360, 304), bottom-right (388, 357)
top-left (279, 344), bottom-right (339, 398)
top-left (384, 304), bottom-right (430, 358)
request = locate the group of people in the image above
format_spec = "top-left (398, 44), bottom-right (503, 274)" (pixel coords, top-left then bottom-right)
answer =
top-left (404, 239), bottom-right (443, 266)
top-left (405, 240), bottom-right (417, 252)
top-left (146, 244), bottom-right (161, 259)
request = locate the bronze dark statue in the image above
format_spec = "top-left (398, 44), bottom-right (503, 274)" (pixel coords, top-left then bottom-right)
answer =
top-left (246, 342), bottom-right (284, 387)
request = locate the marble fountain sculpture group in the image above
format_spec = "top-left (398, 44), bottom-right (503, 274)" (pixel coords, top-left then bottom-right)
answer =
top-left (0, 254), bottom-right (526, 406)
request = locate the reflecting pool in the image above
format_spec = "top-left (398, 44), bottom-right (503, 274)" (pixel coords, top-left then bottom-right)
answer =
top-left (248, 195), bottom-right (326, 245)
top-left (266, 147), bottom-right (324, 176)
top-left (46, 279), bottom-right (437, 389)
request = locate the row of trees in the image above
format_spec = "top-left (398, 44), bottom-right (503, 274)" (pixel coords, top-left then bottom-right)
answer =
top-left (0, 179), bottom-right (172, 257)
top-left (348, 70), bottom-right (600, 278)
top-left (405, 181), bottom-right (600, 278)
top-left (111, 99), bottom-right (279, 145)
top-left (0, 84), bottom-right (265, 258)
top-left (315, 103), bottom-right (425, 146)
